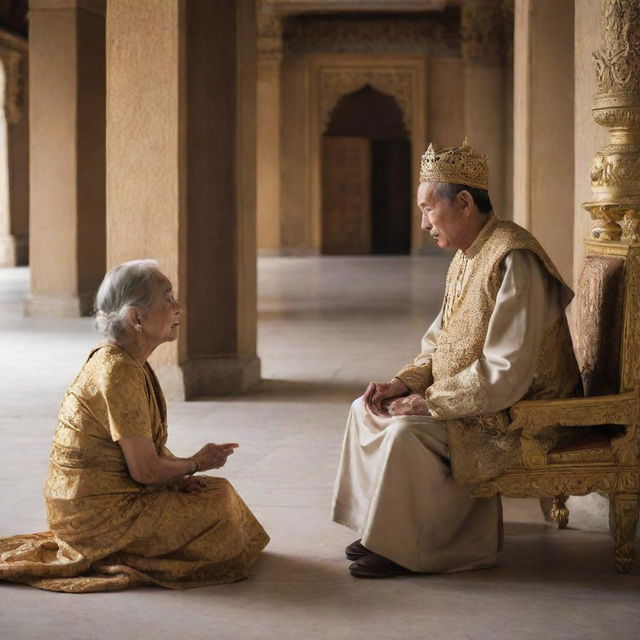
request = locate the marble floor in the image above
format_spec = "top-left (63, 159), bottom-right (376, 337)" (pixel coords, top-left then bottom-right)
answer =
top-left (0, 257), bottom-right (638, 640)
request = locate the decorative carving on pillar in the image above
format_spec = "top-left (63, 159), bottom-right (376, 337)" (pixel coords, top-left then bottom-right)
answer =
top-left (584, 0), bottom-right (640, 242)
top-left (257, 11), bottom-right (283, 80)
top-left (461, 0), bottom-right (505, 68)
top-left (320, 69), bottom-right (413, 131)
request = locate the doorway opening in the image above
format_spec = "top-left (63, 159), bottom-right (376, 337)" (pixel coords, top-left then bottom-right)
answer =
top-left (321, 84), bottom-right (411, 255)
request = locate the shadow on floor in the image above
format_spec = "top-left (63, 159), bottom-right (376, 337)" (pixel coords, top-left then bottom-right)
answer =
top-left (250, 552), bottom-right (349, 583)
top-left (192, 379), bottom-right (366, 404)
top-left (489, 521), bottom-right (640, 586)
top-left (252, 537), bottom-right (638, 593)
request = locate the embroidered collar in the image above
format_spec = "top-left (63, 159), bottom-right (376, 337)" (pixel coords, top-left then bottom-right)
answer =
top-left (462, 213), bottom-right (500, 259)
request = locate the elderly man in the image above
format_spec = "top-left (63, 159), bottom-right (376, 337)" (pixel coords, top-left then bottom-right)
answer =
top-left (331, 140), bottom-right (580, 578)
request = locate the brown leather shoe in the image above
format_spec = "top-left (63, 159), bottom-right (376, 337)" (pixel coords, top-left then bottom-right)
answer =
top-left (349, 552), bottom-right (413, 578)
top-left (345, 539), bottom-right (370, 561)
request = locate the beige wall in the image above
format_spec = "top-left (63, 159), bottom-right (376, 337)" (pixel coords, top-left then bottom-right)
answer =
top-left (256, 52), bottom-right (282, 253)
top-left (503, 56), bottom-right (514, 221)
top-left (280, 53), bottom-right (313, 253)
top-left (428, 56), bottom-right (465, 149)
top-left (421, 55), bottom-right (465, 252)
top-left (465, 65), bottom-right (505, 218)
top-left (513, 0), bottom-right (574, 285)
top-left (574, 0), bottom-right (609, 286)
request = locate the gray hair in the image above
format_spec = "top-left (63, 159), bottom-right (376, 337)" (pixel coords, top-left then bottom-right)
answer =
top-left (94, 259), bottom-right (160, 339)
top-left (433, 182), bottom-right (493, 214)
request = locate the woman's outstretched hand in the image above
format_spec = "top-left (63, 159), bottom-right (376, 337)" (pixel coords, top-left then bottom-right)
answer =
top-left (192, 443), bottom-right (239, 472)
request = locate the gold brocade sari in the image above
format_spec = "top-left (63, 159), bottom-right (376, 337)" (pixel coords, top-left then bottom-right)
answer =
top-left (0, 344), bottom-right (269, 592)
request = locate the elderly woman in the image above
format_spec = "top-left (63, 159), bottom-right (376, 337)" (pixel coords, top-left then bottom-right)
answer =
top-left (0, 260), bottom-right (269, 592)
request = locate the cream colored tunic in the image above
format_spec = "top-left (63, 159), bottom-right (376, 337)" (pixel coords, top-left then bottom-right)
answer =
top-left (331, 242), bottom-right (571, 573)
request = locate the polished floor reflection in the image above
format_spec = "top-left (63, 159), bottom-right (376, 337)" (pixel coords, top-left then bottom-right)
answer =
top-left (0, 257), bottom-right (638, 640)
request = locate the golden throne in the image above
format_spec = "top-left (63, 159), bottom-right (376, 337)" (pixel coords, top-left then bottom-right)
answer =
top-left (470, 240), bottom-right (640, 573)
top-left (471, 0), bottom-right (640, 573)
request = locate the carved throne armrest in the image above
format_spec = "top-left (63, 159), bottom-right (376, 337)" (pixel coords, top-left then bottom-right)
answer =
top-left (507, 392), bottom-right (639, 469)
top-left (508, 391), bottom-right (639, 434)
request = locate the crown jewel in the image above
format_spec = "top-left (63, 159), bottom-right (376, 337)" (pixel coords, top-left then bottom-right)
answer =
top-left (419, 138), bottom-right (489, 190)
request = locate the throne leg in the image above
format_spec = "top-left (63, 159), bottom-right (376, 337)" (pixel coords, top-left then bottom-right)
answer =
top-left (610, 493), bottom-right (639, 574)
top-left (539, 497), bottom-right (555, 523)
top-left (550, 493), bottom-right (569, 529)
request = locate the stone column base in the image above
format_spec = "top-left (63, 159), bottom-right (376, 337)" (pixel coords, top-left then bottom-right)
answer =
top-left (0, 234), bottom-right (27, 267)
top-left (154, 355), bottom-right (262, 401)
top-left (278, 247), bottom-right (320, 257)
top-left (24, 290), bottom-right (95, 317)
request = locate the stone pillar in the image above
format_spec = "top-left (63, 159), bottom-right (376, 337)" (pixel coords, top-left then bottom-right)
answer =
top-left (26, 0), bottom-right (106, 316)
top-left (106, 0), bottom-right (260, 400)
top-left (512, 0), bottom-right (575, 284)
top-left (0, 31), bottom-right (28, 267)
top-left (462, 0), bottom-right (506, 218)
top-left (256, 10), bottom-right (283, 253)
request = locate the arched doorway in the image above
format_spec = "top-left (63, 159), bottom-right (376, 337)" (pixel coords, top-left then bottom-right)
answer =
top-left (321, 84), bottom-right (411, 255)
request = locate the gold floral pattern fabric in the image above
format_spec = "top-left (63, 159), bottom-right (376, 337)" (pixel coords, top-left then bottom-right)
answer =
top-left (397, 220), bottom-right (581, 485)
top-left (0, 344), bottom-right (269, 592)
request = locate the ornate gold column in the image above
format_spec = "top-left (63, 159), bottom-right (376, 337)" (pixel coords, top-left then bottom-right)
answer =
top-left (461, 0), bottom-right (506, 218)
top-left (0, 31), bottom-right (28, 267)
top-left (584, 0), bottom-right (640, 243)
top-left (256, 9), bottom-right (283, 253)
top-left (579, 1), bottom-right (640, 573)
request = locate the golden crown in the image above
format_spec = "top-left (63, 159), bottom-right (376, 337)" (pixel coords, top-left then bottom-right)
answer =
top-left (419, 139), bottom-right (489, 190)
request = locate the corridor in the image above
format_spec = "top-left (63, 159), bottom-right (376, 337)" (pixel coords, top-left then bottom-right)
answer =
top-left (0, 256), bottom-right (637, 640)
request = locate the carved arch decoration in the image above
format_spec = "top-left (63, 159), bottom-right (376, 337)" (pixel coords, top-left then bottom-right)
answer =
top-left (308, 55), bottom-right (427, 253)
top-left (319, 68), bottom-right (414, 132)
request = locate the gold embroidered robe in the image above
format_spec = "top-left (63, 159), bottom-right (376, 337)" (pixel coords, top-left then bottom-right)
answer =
top-left (396, 217), bottom-right (580, 484)
top-left (0, 344), bottom-right (269, 592)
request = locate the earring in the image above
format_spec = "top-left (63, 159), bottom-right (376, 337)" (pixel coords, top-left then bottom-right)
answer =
top-left (136, 324), bottom-right (142, 332)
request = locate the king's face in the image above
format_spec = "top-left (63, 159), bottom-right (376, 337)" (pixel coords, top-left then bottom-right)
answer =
top-left (417, 182), bottom-right (466, 251)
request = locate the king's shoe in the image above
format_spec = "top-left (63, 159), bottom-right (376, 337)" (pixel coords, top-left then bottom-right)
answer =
top-left (349, 552), bottom-right (413, 578)
top-left (345, 539), bottom-right (370, 561)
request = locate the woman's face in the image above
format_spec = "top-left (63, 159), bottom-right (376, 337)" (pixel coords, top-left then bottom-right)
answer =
top-left (139, 271), bottom-right (182, 345)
